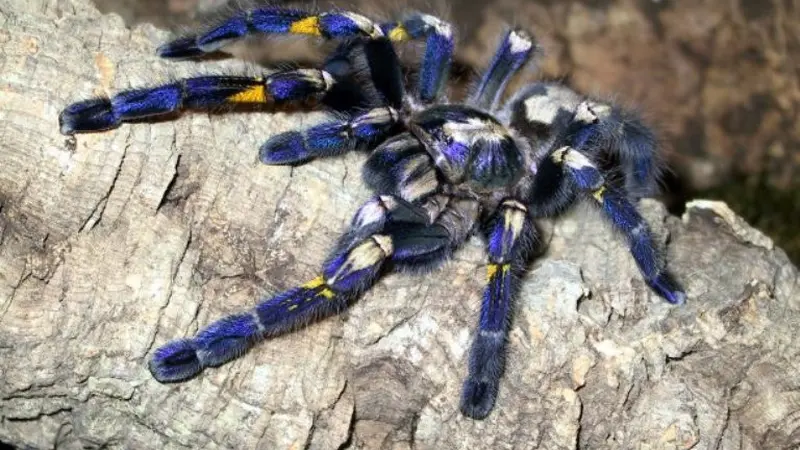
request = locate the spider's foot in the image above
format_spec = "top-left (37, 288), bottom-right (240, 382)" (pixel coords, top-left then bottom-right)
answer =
top-left (156, 36), bottom-right (205, 59)
top-left (149, 338), bottom-right (203, 383)
top-left (460, 379), bottom-right (499, 420)
top-left (649, 272), bottom-right (687, 305)
top-left (259, 131), bottom-right (309, 165)
top-left (150, 312), bottom-right (261, 382)
top-left (59, 98), bottom-right (119, 134)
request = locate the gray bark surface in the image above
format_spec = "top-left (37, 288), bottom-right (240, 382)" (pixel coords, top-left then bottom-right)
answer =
top-left (1, 1), bottom-right (798, 448)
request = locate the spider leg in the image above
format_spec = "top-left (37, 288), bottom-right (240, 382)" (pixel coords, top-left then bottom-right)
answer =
top-left (258, 36), bottom-right (409, 165)
top-left (156, 8), bottom-right (384, 58)
top-left (613, 113), bottom-right (663, 199)
top-left (363, 132), bottom-right (441, 203)
top-left (157, 6), bottom-right (452, 103)
top-left (461, 199), bottom-right (534, 419)
top-left (574, 100), bottom-right (663, 199)
top-left (468, 29), bottom-right (537, 112)
top-left (149, 194), bottom-right (471, 382)
top-left (59, 69), bottom-right (334, 134)
top-left (323, 38), bottom-right (405, 111)
top-left (259, 107), bottom-right (399, 165)
top-left (552, 145), bottom-right (686, 305)
top-left (381, 13), bottom-right (455, 104)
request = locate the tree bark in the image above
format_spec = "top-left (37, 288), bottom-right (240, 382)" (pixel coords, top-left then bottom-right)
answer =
top-left (0, 1), bottom-right (798, 448)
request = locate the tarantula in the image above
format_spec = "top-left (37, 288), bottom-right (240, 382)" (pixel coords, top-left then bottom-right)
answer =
top-left (59, 8), bottom-right (686, 419)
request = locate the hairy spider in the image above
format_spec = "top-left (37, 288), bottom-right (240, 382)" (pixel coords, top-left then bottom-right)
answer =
top-left (59, 7), bottom-right (686, 420)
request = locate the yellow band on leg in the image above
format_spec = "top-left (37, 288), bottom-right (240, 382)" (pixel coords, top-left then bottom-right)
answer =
top-left (592, 186), bottom-right (606, 202)
top-left (290, 16), bottom-right (322, 36)
top-left (227, 84), bottom-right (267, 103)
top-left (487, 263), bottom-right (511, 281)
top-left (301, 275), bottom-right (336, 299)
top-left (388, 25), bottom-right (410, 41)
top-left (302, 276), bottom-right (325, 289)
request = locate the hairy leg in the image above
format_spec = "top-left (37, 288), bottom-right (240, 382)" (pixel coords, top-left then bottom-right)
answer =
top-left (381, 13), bottom-right (455, 104)
top-left (59, 69), bottom-right (333, 134)
top-left (259, 107), bottom-right (399, 165)
top-left (461, 199), bottom-right (535, 419)
top-left (551, 145), bottom-right (685, 304)
top-left (468, 29), bottom-right (537, 112)
top-left (157, 8), bottom-right (384, 58)
top-left (149, 194), bottom-right (470, 382)
top-left (363, 132), bottom-right (441, 203)
top-left (157, 7), bottom-right (454, 104)
top-left (572, 100), bottom-right (664, 199)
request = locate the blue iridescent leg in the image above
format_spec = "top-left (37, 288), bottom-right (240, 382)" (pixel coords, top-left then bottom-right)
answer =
top-left (157, 8), bottom-right (384, 58)
top-left (259, 107), bottom-right (399, 165)
top-left (468, 29), bottom-right (537, 112)
top-left (615, 114), bottom-right (662, 198)
top-left (571, 100), bottom-right (663, 199)
top-left (381, 13), bottom-right (455, 103)
top-left (461, 199), bottom-right (534, 419)
top-left (149, 194), bottom-right (464, 382)
top-left (553, 146), bottom-right (686, 305)
top-left (149, 208), bottom-right (391, 381)
top-left (59, 70), bottom-right (334, 134)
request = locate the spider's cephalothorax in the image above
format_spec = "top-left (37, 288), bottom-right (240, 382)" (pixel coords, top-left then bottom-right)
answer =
top-left (59, 8), bottom-right (686, 420)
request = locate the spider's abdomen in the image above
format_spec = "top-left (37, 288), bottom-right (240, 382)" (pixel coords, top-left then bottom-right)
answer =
top-left (409, 105), bottom-right (524, 192)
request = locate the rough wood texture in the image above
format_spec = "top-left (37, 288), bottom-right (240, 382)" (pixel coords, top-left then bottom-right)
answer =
top-left (1, 1), bottom-right (799, 448)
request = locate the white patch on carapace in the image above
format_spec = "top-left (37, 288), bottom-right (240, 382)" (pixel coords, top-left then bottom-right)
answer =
top-left (419, 14), bottom-right (453, 39)
top-left (523, 94), bottom-right (561, 125)
top-left (523, 85), bottom-right (582, 125)
top-left (443, 118), bottom-right (507, 145)
top-left (508, 30), bottom-right (533, 54)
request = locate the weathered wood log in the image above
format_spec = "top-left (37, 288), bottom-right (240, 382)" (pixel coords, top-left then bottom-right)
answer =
top-left (1, 1), bottom-right (798, 448)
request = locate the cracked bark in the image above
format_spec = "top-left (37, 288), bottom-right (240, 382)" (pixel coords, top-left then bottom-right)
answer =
top-left (1, 1), bottom-right (799, 449)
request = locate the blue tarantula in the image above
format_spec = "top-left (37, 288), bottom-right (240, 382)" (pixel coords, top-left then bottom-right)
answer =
top-left (59, 8), bottom-right (686, 419)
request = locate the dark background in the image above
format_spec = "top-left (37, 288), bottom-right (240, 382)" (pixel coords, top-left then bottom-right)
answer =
top-left (91, 0), bottom-right (800, 261)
